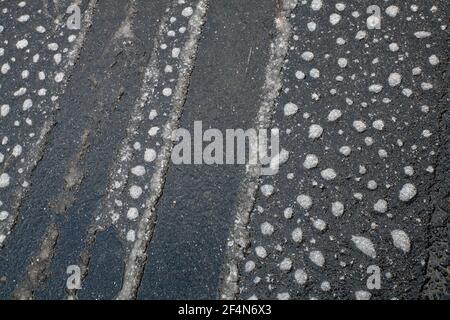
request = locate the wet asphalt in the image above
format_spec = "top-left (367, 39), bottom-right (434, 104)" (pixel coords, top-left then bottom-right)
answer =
top-left (0, 0), bottom-right (448, 300)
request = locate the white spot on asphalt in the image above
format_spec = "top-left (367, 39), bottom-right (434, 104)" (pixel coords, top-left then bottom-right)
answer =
top-left (391, 230), bottom-right (411, 253)
top-left (352, 236), bottom-right (377, 258)
top-left (309, 251), bottom-right (325, 267)
top-left (297, 194), bottom-right (312, 210)
top-left (399, 183), bottom-right (417, 202)
top-left (284, 103), bottom-right (298, 116)
top-left (0, 173), bottom-right (10, 188)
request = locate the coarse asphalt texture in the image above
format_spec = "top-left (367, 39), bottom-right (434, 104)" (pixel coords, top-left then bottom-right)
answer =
top-left (0, 0), bottom-right (448, 300)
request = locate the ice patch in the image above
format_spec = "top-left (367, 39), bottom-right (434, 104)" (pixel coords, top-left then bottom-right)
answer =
top-left (386, 6), bottom-right (399, 17)
top-left (368, 84), bottom-right (383, 93)
top-left (1, 63), bottom-right (10, 74)
top-left (277, 292), bottom-right (290, 300)
top-left (313, 219), bottom-right (327, 232)
top-left (279, 258), bottom-right (293, 272)
top-left (126, 230), bottom-right (136, 242)
top-left (372, 120), bottom-right (384, 131)
top-left (352, 236), bottom-right (376, 258)
top-left (0, 211), bottom-right (9, 221)
top-left (297, 194), bottom-right (312, 210)
top-left (309, 250), bottom-right (325, 267)
top-left (309, 68), bottom-right (320, 78)
top-left (429, 55), bottom-right (440, 66)
top-left (148, 127), bottom-right (160, 137)
top-left (307, 22), bottom-right (316, 32)
top-left (261, 184), bottom-right (274, 197)
top-left (1, 105), bottom-right (10, 117)
top-left (301, 51), bottom-right (314, 61)
top-left (399, 183), bottom-right (417, 202)
top-left (308, 124), bottom-right (323, 139)
top-left (292, 227), bottom-right (303, 243)
top-left (162, 88), bottom-right (173, 97)
top-left (329, 13), bottom-right (341, 25)
top-left (295, 70), bottom-right (305, 79)
top-left (22, 99), bottom-right (33, 111)
top-left (414, 31), bottom-right (431, 38)
top-left (327, 109), bottom-right (342, 122)
top-left (311, 0), bottom-right (323, 11)
top-left (12, 145), bottom-right (23, 157)
top-left (270, 149), bottom-right (289, 171)
top-left (294, 269), bottom-right (308, 285)
top-left (391, 230), bottom-right (411, 253)
top-left (353, 120), bottom-right (367, 133)
top-left (261, 222), bottom-right (274, 236)
top-left (127, 208), bottom-right (139, 221)
top-left (355, 291), bottom-right (372, 300)
top-left (355, 30), bottom-right (367, 40)
top-left (388, 72), bottom-right (402, 87)
top-left (182, 7), bottom-right (193, 17)
top-left (302, 155), bottom-right (320, 173)
top-left (321, 281), bottom-right (331, 292)
top-left (339, 146), bottom-right (351, 156)
top-left (255, 246), bottom-right (268, 259)
top-left (284, 103), bottom-right (298, 116)
top-left (374, 199), bottom-right (388, 213)
top-left (55, 72), bottom-right (65, 83)
top-left (129, 185), bottom-right (143, 199)
top-left (131, 166), bottom-right (146, 177)
top-left (144, 148), bottom-right (157, 162)
top-left (16, 39), bottom-right (28, 49)
top-left (284, 207), bottom-right (293, 219)
top-left (172, 48), bottom-right (181, 58)
top-left (48, 43), bottom-right (59, 51)
top-left (337, 58), bottom-right (347, 68)
top-left (245, 261), bottom-right (255, 273)
top-left (331, 201), bottom-right (344, 217)
top-left (0, 173), bottom-right (10, 188)
top-left (321, 168), bottom-right (337, 181)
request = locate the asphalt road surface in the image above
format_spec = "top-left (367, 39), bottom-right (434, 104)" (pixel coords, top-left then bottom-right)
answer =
top-left (0, 0), bottom-right (448, 300)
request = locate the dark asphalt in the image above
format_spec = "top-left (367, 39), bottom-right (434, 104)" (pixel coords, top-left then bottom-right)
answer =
top-left (0, 0), bottom-right (448, 300)
top-left (239, 0), bottom-right (449, 300)
top-left (138, 0), bottom-right (276, 300)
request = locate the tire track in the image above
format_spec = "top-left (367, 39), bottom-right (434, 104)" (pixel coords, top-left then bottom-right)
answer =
top-left (64, 1), bottom-right (171, 300)
top-left (30, 0), bottom-right (169, 299)
top-left (11, 223), bottom-right (59, 300)
top-left (0, 0), bottom-right (148, 299)
top-left (0, 0), bottom-right (98, 248)
top-left (219, 0), bottom-right (298, 300)
top-left (116, 0), bottom-right (209, 300)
